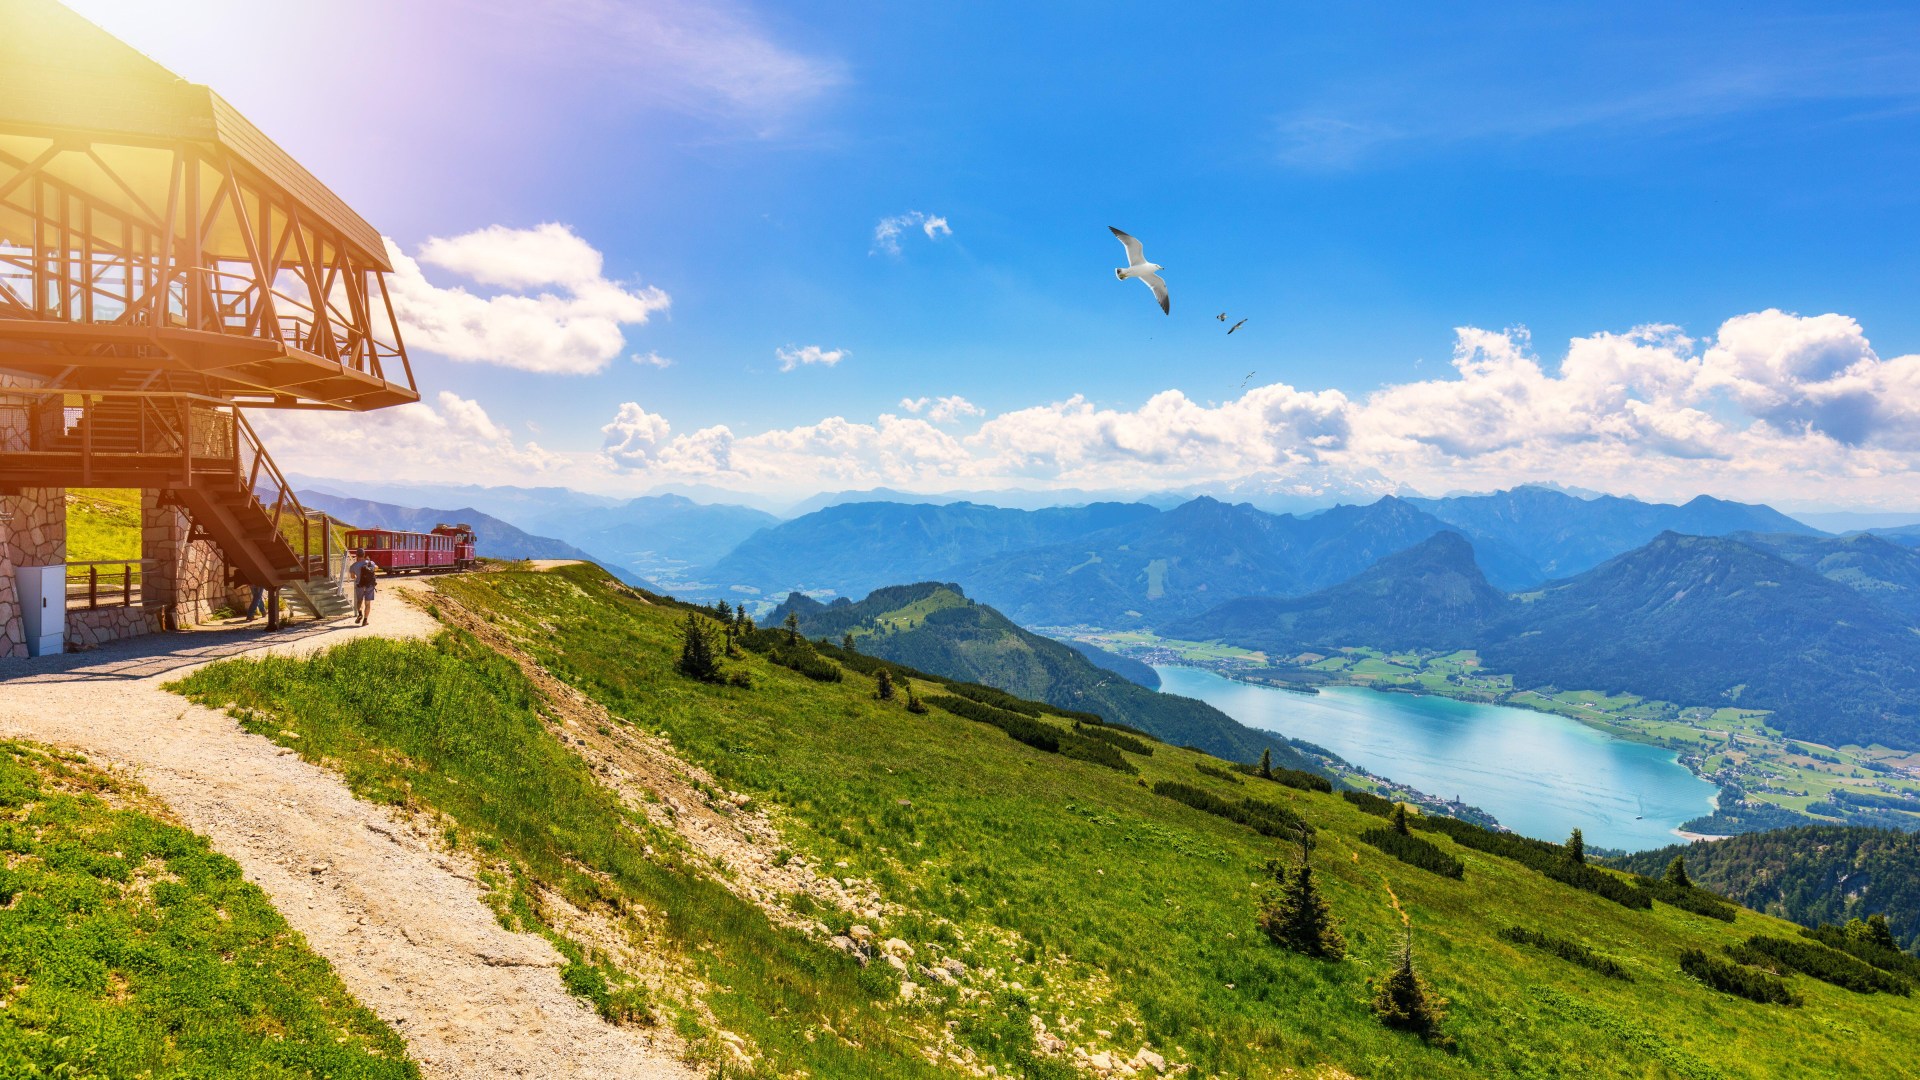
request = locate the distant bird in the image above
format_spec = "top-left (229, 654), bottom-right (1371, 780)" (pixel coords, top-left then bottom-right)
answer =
top-left (1227, 318), bottom-right (1248, 334)
top-left (1109, 227), bottom-right (1169, 314)
top-left (1216, 312), bottom-right (1228, 322)
top-left (1237, 370), bottom-right (1256, 390)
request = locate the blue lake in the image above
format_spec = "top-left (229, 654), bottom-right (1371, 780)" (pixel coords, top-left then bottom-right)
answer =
top-left (1154, 666), bottom-right (1719, 852)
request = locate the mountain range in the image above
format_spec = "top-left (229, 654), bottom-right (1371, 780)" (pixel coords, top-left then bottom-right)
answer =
top-left (1173, 529), bottom-right (1920, 750)
top-left (294, 491), bottom-right (638, 582)
top-left (768, 582), bottom-right (1320, 769)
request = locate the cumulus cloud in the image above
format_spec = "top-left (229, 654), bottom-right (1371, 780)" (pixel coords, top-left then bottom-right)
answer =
top-left (385, 224), bottom-right (669, 376)
top-left (253, 391), bottom-right (563, 486)
top-left (872, 211), bottom-right (952, 256)
top-left (776, 344), bottom-right (847, 372)
top-left (899, 395), bottom-right (984, 423)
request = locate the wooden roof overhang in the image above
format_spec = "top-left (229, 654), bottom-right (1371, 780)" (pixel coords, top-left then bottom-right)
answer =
top-left (0, 0), bottom-right (418, 411)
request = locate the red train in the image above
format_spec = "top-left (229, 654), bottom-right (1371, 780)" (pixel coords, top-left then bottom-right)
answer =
top-left (344, 523), bottom-right (478, 574)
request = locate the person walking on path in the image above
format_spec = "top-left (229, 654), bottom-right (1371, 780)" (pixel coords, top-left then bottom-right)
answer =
top-left (245, 584), bottom-right (267, 622)
top-left (348, 549), bottom-right (380, 626)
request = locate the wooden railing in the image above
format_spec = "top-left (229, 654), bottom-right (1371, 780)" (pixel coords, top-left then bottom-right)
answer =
top-left (66, 559), bottom-right (150, 611)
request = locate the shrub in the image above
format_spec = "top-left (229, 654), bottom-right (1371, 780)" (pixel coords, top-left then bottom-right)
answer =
top-left (768, 643), bottom-right (843, 683)
top-left (1236, 760), bottom-right (1334, 793)
top-left (875, 668), bottom-right (895, 701)
top-left (1664, 855), bottom-right (1691, 888)
top-left (905, 690), bottom-right (929, 715)
top-left (1341, 789), bottom-right (1395, 817)
top-left (1680, 948), bottom-right (1800, 1005)
top-left (1498, 925), bottom-right (1632, 981)
top-left (1800, 922), bottom-right (1920, 981)
top-left (1726, 935), bottom-right (1910, 995)
top-left (726, 670), bottom-right (754, 689)
top-left (1361, 827), bottom-right (1465, 879)
top-left (1195, 762), bottom-right (1243, 785)
top-left (1411, 814), bottom-right (1653, 910)
top-left (1150, 781), bottom-right (1309, 839)
top-left (1073, 723), bottom-right (1154, 756)
top-left (1372, 932), bottom-right (1450, 1046)
top-left (928, 695), bottom-right (1060, 753)
top-left (1634, 875), bottom-right (1737, 922)
top-left (1059, 734), bottom-right (1137, 774)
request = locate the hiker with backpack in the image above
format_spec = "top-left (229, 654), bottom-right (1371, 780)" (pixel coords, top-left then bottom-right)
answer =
top-left (347, 549), bottom-right (381, 626)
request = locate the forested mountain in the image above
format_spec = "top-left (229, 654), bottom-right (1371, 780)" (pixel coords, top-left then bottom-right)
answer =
top-left (770, 583), bottom-right (1321, 769)
top-left (1482, 533), bottom-right (1920, 750)
top-left (955, 496), bottom-right (1538, 627)
top-left (1614, 827), bottom-right (1920, 953)
top-left (1163, 531), bottom-right (1510, 655)
top-left (525, 494), bottom-right (779, 580)
top-left (294, 491), bottom-right (632, 579)
top-left (705, 501), bottom-right (1158, 601)
top-left (1865, 523), bottom-right (1920, 549)
top-left (1733, 531), bottom-right (1920, 623)
top-left (1406, 486), bottom-right (1820, 581)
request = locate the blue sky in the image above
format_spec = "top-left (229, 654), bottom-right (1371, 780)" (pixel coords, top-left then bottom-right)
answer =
top-left (69, 1), bottom-right (1920, 508)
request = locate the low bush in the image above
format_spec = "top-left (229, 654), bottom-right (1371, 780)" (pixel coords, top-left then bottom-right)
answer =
top-left (1498, 925), bottom-right (1632, 981)
top-left (1726, 935), bottom-right (1910, 996)
top-left (1634, 875), bottom-right (1737, 922)
top-left (1413, 814), bottom-right (1652, 910)
top-left (1073, 723), bottom-right (1155, 756)
top-left (1195, 761), bottom-right (1243, 785)
top-left (1342, 789), bottom-right (1397, 817)
top-left (1678, 948), bottom-right (1800, 1006)
top-left (1361, 827), bottom-right (1465, 879)
top-left (928, 695), bottom-right (1061, 754)
top-left (1237, 760), bottom-right (1334, 793)
top-left (1151, 781), bottom-right (1310, 839)
top-left (768, 644), bottom-right (844, 683)
top-left (1059, 734), bottom-right (1138, 774)
top-left (1800, 923), bottom-right (1920, 981)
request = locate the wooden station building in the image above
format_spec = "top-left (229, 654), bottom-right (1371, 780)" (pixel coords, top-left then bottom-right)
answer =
top-left (0, 0), bottom-right (417, 655)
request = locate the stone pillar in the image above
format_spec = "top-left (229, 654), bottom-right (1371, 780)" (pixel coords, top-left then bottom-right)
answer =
top-left (140, 492), bottom-right (237, 627)
top-left (2, 376), bottom-right (65, 657)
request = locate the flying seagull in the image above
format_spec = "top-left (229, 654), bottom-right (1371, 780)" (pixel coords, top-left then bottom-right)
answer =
top-left (1216, 312), bottom-right (1228, 322)
top-left (1109, 226), bottom-right (1169, 314)
top-left (1227, 318), bottom-right (1248, 334)
top-left (1237, 370), bottom-right (1256, 390)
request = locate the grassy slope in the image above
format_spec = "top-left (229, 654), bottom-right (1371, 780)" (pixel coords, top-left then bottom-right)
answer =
top-left (0, 740), bottom-right (416, 1079)
top-left (65, 488), bottom-right (142, 562)
top-left (177, 566), bottom-right (1920, 1078)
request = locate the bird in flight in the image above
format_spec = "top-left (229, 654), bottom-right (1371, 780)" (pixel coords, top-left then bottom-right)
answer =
top-left (1227, 318), bottom-right (1248, 334)
top-left (1109, 227), bottom-right (1169, 314)
top-left (1216, 312), bottom-right (1228, 322)
top-left (1237, 371), bottom-right (1256, 390)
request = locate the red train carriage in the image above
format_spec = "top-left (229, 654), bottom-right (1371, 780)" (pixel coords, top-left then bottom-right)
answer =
top-left (344, 523), bottom-right (478, 574)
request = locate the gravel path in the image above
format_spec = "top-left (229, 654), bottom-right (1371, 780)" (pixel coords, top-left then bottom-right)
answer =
top-left (0, 579), bottom-right (699, 1079)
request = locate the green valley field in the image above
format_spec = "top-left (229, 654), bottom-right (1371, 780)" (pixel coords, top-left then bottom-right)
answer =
top-left (166, 564), bottom-right (1920, 1078)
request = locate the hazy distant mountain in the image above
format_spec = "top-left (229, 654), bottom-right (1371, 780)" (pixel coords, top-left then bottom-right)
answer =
top-left (771, 583), bottom-right (1319, 768)
top-left (1482, 533), bottom-right (1920, 751)
top-left (955, 496), bottom-right (1538, 628)
top-left (1733, 531), bottom-right (1920, 623)
top-left (295, 491), bottom-right (641, 582)
top-left (1061, 639), bottom-right (1161, 689)
top-left (525, 495), bottom-right (778, 580)
top-left (1405, 485), bottom-right (1822, 580)
top-left (1793, 510), bottom-right (1920, 533)
top-left (289, 476), bottom-right (620, 525)
top-left (1165, 531), bottom-right (1509, 656)
top-left (704, 501), bottom-right (1159, 601)
top-left (1866, 524), bottom-right (1920, 549)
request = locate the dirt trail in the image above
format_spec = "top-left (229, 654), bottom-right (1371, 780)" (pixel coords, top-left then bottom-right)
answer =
top-left (0, 578), bottom-right (699, 1080)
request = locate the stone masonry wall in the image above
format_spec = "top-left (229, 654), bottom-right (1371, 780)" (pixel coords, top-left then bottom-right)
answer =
top-left (0, 487), bottom-right (66, 659)
top-left (141, 493), bottom-right (236, 626)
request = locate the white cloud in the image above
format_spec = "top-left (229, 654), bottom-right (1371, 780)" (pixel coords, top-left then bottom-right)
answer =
top-left (776, 344), bottom-right (847, 372)
top-left (899, 395), bottom-right (984, 424)
top-left (384, 225), bottom-right (669, 376)
top-left (633, 350), bottom-right (674, 368)
top-left (872, 211), bottom-right (953, 256)
top-left (253, 391), bottom-right (563, 486)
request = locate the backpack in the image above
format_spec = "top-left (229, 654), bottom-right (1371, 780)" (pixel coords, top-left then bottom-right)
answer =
top-left (357, 561), bottom-right (378, 588)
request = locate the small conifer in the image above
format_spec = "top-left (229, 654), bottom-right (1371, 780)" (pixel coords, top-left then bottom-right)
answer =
top-left (678, 613), bottom-right (723, 683)
top-left (1257, 747), bottom-right (1273, 780)
top-left (1391, 802), bottom-right (1412, 836)
top-left (1848, 914), bottom-right (1898, 951)
top-left (1664, 855), bottom-right (1691, 889)
top-left (875, 668), bottom-right (895, 701)
top-left (905, 688), bottom-right (929, 714)
top-left (1257, 825), bottom-right (1345, 960)
top-left (1565, 827), bottom-right (1586, 865)
top-left (842, 632), bottom-right (858, 653)
top-left (784, 612), bottom-right (801, 644)
top-left (1371, 928), bottom-right (1450, 1045)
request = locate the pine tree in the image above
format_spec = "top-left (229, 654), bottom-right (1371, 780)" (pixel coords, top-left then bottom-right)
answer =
top-left (1391, 802), bottom-right (1412, 836)
top-left (1664, 855), bottom-right (1691, 888)
top-left (1257, 825), bottom-right (1345, 960)
top-left (875, 668), bottom-right (895, 701)
top-left (678, 613), bottom-right (723, 683)
top-left (1565, 827), bottom-right (1586, 865)
top-left (1257, 747), bottom-right (1273, 780)
top-left (1849, 914), bottom-right (1898, 951)
top-left (716, 600), bottom-right (733, 622)
top-left (1371, 927), bottom-right (1449, 1045)
top-left (842, 632), bottom-right (858, 653)
top-left (784, 612), bottom-right (801, 644)
top-left (905, 688), bottom-right (929, 714)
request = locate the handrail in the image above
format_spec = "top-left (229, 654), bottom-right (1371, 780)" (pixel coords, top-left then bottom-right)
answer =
top-left (65, 559), bottom-right (155, 611)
